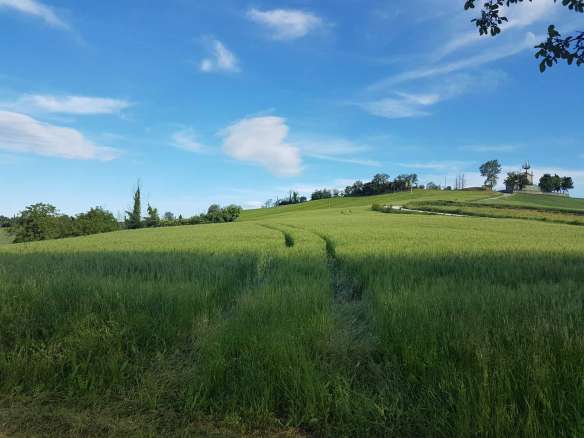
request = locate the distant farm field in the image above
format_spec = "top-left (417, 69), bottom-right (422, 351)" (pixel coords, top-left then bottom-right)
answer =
top-left (483, 192), bottom-right (584, 211)
top-left (2, 191), bottom-right (584, 436)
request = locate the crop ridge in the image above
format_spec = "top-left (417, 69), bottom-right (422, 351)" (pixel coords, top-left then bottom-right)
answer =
top-left (257, 223), bottom-right (295, 248)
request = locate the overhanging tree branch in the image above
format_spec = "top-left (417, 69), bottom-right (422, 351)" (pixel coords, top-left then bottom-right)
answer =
top-left (464, 0), bottom-right (584, 71)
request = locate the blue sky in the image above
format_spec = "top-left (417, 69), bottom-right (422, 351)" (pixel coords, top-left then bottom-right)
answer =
top-left (1, 0), bottom-right (583, 217)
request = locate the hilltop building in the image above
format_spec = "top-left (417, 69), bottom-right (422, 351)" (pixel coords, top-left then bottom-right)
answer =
top-left (505, 162), bottom-right (542, 194)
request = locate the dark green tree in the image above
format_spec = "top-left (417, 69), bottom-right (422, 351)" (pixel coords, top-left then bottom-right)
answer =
top-left (12, 203), bottom-right (75, 242)
top-left (480, 159), bottom-right (503, 189)
top-left (76, 207), bottom-right (119, 235)
top-left (464, 0), bottom-right (584, 71)
top-left (505, 171), bottom-right (530, 191)
top-left (145, 204), bottom-right (161, 228)
top-left (561, 176), bottom-right (574, 193)
top-left (125, 184), bottom-right (142, 229)
top-left (538, 173), bottom-right (555, 192)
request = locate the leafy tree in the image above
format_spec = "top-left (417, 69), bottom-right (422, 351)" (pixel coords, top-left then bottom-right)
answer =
top-left (480, 159), bottom-right (503, 189)
top-left (539, 173), bottom-right (555, 192)
top-left (464, 0), bottom-right (584, 71)
top-left (12, 203), bottom-right (75, 243)
top-left (311, 189), bottom-right (333, 200)
top-left (505, 171), bottom-right (530, 191)
top-left (145, 204), bottom-right (161, 227)
top-left (203, 204), bottom-right (242, 223)
top-left (561, 176), bottom-right (574, 193)
top-left (125, 185), bottom-right (142, 229)
top-left (552, 174), bottom-right (563, 193)
top-left (426, 182), bottom-right (440, 190)
top-left (76, 207), bottom-right (119, 235)
top-left (222, 204), bottom-right (242, 221)
top-left (163, 211), bottom-right (175, 221)
top-left (0, 215), bottom-right (13, 228)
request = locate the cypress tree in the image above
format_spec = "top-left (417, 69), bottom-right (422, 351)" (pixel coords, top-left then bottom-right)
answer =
top-left (125, 184), bottom-right (142, 229)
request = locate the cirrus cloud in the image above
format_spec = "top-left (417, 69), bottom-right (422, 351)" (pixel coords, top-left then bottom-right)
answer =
top-left (0, 111), bottom-right (119, 160)
top-left (0, 0), bottom-right (68, 29)
top-left (10, 95), bottom-right (131, 115)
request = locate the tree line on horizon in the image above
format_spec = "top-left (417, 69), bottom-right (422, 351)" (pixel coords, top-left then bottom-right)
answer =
top-left (264, 174), bottom-right (422, 208)
top-left (480, 159), bottom-right (574, 194)
top-left (1, 184), bottom-right (241, 243)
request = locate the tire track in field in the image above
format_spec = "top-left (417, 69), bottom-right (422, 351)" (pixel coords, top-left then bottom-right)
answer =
top-left (283, 223), bottom-right (363, 303)
top-left (256, 223), bottom-right (295, 248)
top-left (284, 223), bottom-right (379, 369)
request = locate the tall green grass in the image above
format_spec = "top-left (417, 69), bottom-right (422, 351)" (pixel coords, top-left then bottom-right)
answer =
top-left (2, 207), bottom-right (584, 436)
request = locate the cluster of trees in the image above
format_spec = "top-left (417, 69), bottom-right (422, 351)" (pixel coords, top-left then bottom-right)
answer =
top-left (10, 204), bottom-right (119, 243)
top-left (344, 174), bottom-right (419, 197)
top-left (264, 174), bottom-right (431, 208)
top-left (504, 171), bottom-right (530, 191)
top-left (0, 215), bottom-right (13, 228)
top-left (311, 188), bottom-right (341, 200)
top-left (263, 191), bottom-right (308, 208)
top-left (4, 185), bottom-right (242, 243)
top-left (125, 186), bottom-right (241, 229)
top-left (539, 174), bottom-right (574, 194)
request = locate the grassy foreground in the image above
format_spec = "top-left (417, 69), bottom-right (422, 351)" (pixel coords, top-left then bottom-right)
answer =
top-left (2, 191), bottom-right (584, 436)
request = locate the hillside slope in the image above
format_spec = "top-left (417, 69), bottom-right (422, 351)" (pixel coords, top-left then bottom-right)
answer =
top-left (240, 189), bottom-right (497, 221)
top-left (2, 191), bottom-right (584, 436)
top-left (482, 193), bottom-right (584, 212)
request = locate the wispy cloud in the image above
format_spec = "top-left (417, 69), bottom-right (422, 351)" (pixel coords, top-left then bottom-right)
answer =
top-left (397, 160), bottom-right (474, 171)
top-left (0, 111), bottom-right (119, 160)
top-left (247, 8), bottom-right (323, 40)
top-left (461, 144), bottom-right (519, 153)
top-left (0, 0), bottom-right (68, 29)
top-left (7, 95), bottom-right (131, 115)
top-left (370, 32), bottom-right (536, 89)
top-left (436, 1), bottom-right (555, 60)
top-left (307, 154), bottom-right (382, 167)
top-left (357, 92), bottom-right (439, 119)
top-left (296, 136), bottom-right (381, 166)
top-left (221, 116), bottom-right (301, 176)
top-left (200, 38), bottom-right (240, 73)
top-left (171, 129), bottom-right (207, 153)
top-left (360, 71), bottom-right (506, 119)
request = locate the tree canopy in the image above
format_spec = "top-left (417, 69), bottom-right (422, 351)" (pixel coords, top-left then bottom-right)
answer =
top-left (480, 160), bottom-right (502, 189)
top-left (464, 0), bottom-right (584, 71)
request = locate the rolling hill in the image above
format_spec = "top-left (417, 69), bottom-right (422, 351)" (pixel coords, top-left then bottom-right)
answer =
top-left (2, 189), bottom-right (584, 436)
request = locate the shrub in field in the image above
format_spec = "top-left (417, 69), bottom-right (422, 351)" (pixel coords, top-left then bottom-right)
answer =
top-left (76, 207), bottom-right (120, 235)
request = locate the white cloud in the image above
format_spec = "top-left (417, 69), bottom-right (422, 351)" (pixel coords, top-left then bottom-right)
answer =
top-left (171, 129), bottom-right (206, 153)
top-left (0, 0), bottom-right (68, 29)
top-left (247, 8), bottom-right (323, 40)
top-left (0, 111), bottom-right (118, 160)
top-left (221, 116), bottom-right (301, 176)
top-left (200, 39), bottom-right (240, 73)
top-left (10, 95), bottom-right (131, 115)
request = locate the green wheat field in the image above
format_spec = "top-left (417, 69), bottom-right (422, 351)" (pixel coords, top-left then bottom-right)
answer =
top-left (2, 190), bottom-right (584, 436)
